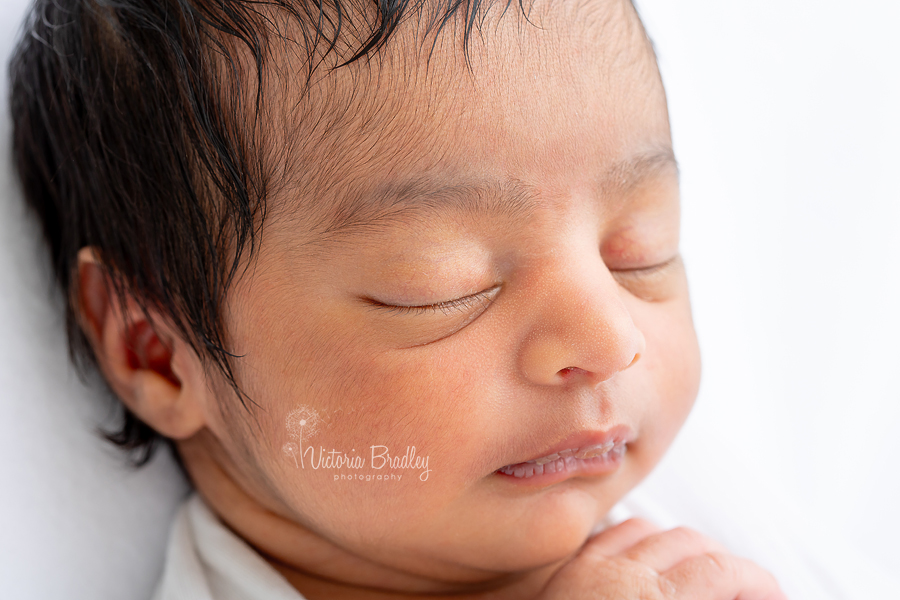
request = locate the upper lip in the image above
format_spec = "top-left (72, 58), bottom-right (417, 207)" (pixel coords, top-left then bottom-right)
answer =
top-left (500, 424), bottom-right (635, 468)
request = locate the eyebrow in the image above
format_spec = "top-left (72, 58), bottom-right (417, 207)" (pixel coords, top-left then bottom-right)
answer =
top-left (312, 144), bottom-right (679, 241)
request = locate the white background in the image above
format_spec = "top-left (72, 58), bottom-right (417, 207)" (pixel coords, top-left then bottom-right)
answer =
top-left (1, 0), bottom-right (898, 597)
top-left (635, 0), bottom-right (900, 576)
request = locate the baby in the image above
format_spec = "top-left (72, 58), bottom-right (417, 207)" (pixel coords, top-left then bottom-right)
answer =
top-left (9, 0), bottom-right (786, 598)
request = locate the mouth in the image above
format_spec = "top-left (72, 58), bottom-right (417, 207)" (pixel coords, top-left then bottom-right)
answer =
top-left (495, 425), bottom-right (634, 482)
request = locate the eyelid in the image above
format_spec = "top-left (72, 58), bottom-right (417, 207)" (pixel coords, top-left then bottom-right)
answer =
top-left (366, 284), bottom-right (502, 316)
top-left (610, 253), bottom-right (681, 275)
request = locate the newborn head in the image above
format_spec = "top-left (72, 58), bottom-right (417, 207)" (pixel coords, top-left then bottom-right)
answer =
top-left (11, 0), bottom-right (701, 596)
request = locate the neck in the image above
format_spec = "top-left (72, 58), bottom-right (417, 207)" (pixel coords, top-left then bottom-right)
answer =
top-left (176, 432), bottom-right (563, 600)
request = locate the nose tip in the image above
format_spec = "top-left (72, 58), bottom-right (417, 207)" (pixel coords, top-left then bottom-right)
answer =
top-left (557, 329), bottom-right (643, 385)
top-left (520, 292), bottom-right (647, 388)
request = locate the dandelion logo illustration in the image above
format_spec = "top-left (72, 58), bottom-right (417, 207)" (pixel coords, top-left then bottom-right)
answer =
top-left (283, 405), bottom-right (321, 468)
top-left (282, 442), bottom-right (299, 468)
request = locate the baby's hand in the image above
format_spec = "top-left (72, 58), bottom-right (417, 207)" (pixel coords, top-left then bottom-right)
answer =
top-left (537, 518), bottom-right (788, 600)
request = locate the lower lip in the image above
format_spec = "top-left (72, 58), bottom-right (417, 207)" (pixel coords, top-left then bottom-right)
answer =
top-left (494, 445), bottom-right (627, 486)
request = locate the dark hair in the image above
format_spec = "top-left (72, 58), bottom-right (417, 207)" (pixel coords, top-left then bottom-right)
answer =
top-left (8, 0), bottom-right (531, 465)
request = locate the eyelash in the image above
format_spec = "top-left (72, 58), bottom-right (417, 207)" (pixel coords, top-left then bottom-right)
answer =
top-left (611, 255), bottom-right (680, 278)
top-left (368, 285), bottom-right (502, 316)
top-left (368, 256), bottom-right (678, 316)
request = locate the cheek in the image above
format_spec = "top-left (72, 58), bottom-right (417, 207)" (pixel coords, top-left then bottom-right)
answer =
top-left (324, 344), bottom-right (502, 490)
top-left (238, 320), bottom-right (496, 518)
top-left (630, 296), bottom-right (701, 470)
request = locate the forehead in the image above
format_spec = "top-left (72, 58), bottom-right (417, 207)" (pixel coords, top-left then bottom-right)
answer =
top-left (264, 0), bottom-right (669, 243)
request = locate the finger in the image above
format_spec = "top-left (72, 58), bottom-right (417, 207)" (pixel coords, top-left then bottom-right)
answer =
top-left (662, 552), bottom-right (788, 600)
top-left (582, 518), bottom-right (664, 557)
top-left (623, 526), bottom-right (731, 572)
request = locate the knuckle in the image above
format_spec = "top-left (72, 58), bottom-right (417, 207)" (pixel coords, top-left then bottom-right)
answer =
top-left (667, 526), bottom-right (706, 545)
top-left (628, 565), bottom-right (670, 600)
top-left (666, 551), bottom-right (738, 585)
top-left (622, 517), bottom-right (659, 532)
top-left (656, 576), bottom-right (679, 600)
top-left (666, 526), bottom-right (728, 555)
top-left (704, 551), bottom-right (738, 580)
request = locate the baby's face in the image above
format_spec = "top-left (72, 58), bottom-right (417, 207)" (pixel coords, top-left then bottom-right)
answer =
top-left (196, 0), bottom-right (700, 586)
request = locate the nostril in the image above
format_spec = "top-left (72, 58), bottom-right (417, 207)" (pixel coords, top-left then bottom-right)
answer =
top-left (626, 352), bottom-right (641, 369)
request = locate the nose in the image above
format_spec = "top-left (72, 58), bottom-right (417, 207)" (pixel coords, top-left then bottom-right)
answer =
top-left (517, 246), bottom-right (646, 388)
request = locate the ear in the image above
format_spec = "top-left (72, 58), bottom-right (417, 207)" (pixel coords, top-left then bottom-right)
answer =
top-left (75, 247), bottom-right (208, 440)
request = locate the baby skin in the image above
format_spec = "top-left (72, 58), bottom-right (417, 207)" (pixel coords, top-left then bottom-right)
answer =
top-left (77, 0), bottom-right (786, 598)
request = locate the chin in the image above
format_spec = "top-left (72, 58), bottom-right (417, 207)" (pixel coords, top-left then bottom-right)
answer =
top-left (467, 491), bottom-right (603, 573)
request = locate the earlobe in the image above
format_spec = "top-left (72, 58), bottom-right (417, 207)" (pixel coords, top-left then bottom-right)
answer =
top-left (130, 336), bottom-right (208, 439)
top-left (75, 247), bottom-right (208, 440)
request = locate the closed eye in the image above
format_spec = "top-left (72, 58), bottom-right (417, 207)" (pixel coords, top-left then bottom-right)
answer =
top-left (609, 254), bottom-right (684, 301)
top-left (610, 254), bottom-right (681, 277)
top-left (365, 284), bottom-right (502, 316)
